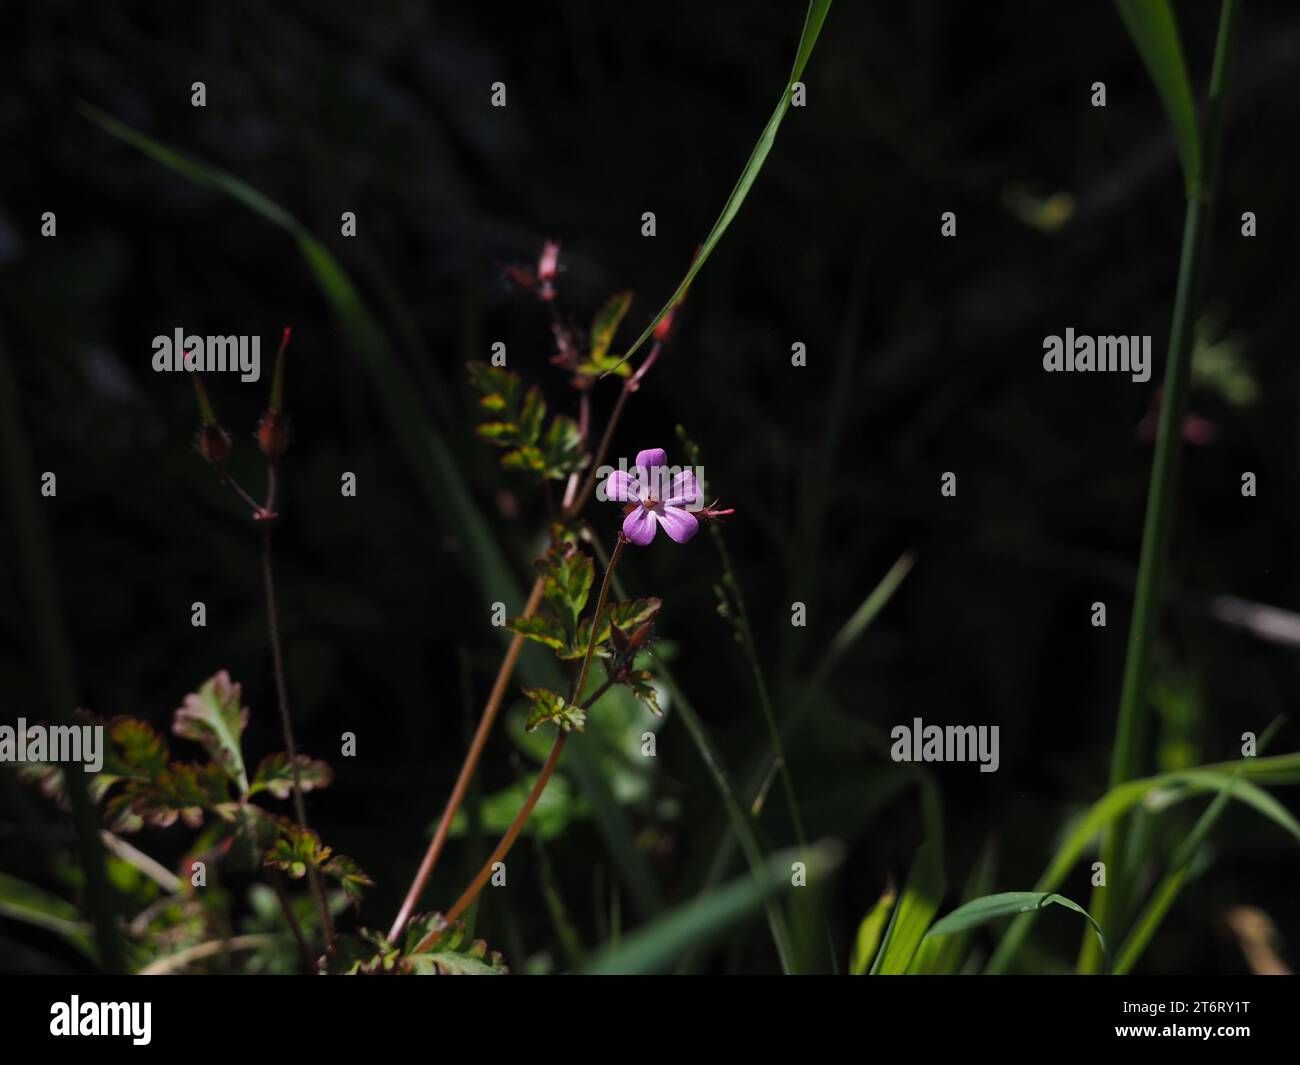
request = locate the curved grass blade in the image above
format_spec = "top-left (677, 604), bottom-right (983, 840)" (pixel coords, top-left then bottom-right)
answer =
top-left (1114, 718), bottom-right (1285, 974)
top-left (909, 836), bottom-right (997, 974)
top-left (1114, 0), bottom-right (1202, 195)
top-left (607, 0), bottom-right (833, 373)
top-left (926, 891), bottom-right (1108, 972)
top-left (582, 841), bottom-right (842, 975)
top-left (987, 751), bottom-right (1300, 973)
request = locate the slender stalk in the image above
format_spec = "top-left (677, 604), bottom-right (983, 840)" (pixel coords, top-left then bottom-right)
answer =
top-left (428, 676), bottom-right (618, 939)
top-left (388, 574), bottom-right (547, 941)
top-left (260, 523), bottom-right (335, 952)
top-left (418, 546), bottom-right (627, 944)
top-left (563, 342), bottom-right (659, 521)
top-left (571, 536), bottom-right (625, 702)
top-left (1083, 0), bottom-right (1241, 973)
top-left (267, 865), bottom-right (316, 973)
top-left (439, 732), bottom-right (569, 930)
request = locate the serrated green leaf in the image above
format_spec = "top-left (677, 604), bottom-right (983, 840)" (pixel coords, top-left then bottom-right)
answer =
top-left (172, 671), bottom-right (249, 794)
top-left (621, 669), bottom-right (662, 716)
top-left (404, 913), bottom-right (508, 974)
top-left (504, 614), bottom-right (569, 652)
top-left (523, 687), bottom-right (586, 733)
top-left (569, 597), bottom-right (661, 659)
top-left (249, 752), bottom-right (335, 800)
top-left (537, 415), bottom-right (588, 479)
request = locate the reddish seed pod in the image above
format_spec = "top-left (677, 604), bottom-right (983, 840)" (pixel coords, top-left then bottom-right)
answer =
top-left (197, 423), bottom-right (232, 465)
top-left (257, 409), bottom-right (291, 459)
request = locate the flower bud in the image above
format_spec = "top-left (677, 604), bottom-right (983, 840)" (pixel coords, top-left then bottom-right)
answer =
top-left (196, 423), bottom-right (232, 465)
top-left (256, 409), bottom-right (291, 458)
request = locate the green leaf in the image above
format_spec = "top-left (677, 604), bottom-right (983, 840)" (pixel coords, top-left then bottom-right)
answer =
top-left (587, 290), bottom-right (634, 368)
top-left (909, 836), bottom-right (998, 974)
top-left (536, 415), bottom-right (588, 479)
top-left (620, 669), bottom-right (662, 717)
top-left (1114, 0), bottom-right (1202, 196)
top-left (870, 780), bottom-right (945, 974)
top-left (403, 913), bottom-right (508, 975)
top-left (606, 0), bottom-right (833, 373)
top-left (535, 545), bottom-right (595, 647)
top-left (263, 822), bottom-right (330, 880)
top-left (172, 671), bottom-right (249, 793)
top-left (849, 884), bottom-right (896, 975)
top-left (523, 687), bottom-right (587, 734)
top-left (0, 872), bottom-right (95, 961)
top-left (449, 771), bottom-right (586, 841)
top-left (927, 891), bottom-right (1107, 969)
top-left (989, 752), bottom-right (1300, 973)
top-left (583, 841), bottom-right (842, 974)
top-left (467, 362), bottom-right (521, 418)
top-left (322, 853), bottom-right (375, 906)
top-left (103, 761), bottom-right (235, 833)
top-left (248, 753), bottom-right (335, 800)
top-left (504, 614), bottom-right (569, 653)
top-left (570, 597), bottom-right (661, 659)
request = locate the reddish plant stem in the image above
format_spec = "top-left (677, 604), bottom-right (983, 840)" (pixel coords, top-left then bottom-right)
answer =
top-left (260, 522), bottom-right (335, 952)
top-left (422, 542), bottom-right (625, 942)
top-left (388, 574), bottom-right (547, 941)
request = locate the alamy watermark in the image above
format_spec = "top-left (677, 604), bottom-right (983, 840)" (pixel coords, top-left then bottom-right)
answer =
top-left (0, 719), bottom-right (104, 772)
top-left (1042, 329), bottom-right (1151, 383)
top-left (890, 718), bottom-right (999, 773)
top-left (594, 457), bottom-right (707, 509)
top-left (152, 328), bottom-right (261, 382)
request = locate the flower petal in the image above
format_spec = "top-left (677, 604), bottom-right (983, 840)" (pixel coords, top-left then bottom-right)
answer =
top-left (602, 469), bottom-right (641, 502)
top-left (635, 448), bottom-right (668, 472)
top-left (656, 506), bottom-right (699, 544)
top-left (623, 506), bottom-right (658, 546)
top-left (665, 470), bottom-right (701, 509)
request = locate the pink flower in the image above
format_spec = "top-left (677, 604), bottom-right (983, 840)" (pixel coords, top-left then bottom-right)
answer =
top-left (603, 448), bottom-right (701, 546)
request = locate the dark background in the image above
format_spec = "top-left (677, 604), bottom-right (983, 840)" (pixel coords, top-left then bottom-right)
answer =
top-left (3, 0), bottom-right (1299, 974)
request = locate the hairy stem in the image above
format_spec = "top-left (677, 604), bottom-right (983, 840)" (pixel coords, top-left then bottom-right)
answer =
top-left (260, 523), bottom-right (335, 953)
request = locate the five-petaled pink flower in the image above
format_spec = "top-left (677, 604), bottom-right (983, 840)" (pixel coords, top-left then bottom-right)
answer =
top-left (603, 448), bottom-right (700, 545)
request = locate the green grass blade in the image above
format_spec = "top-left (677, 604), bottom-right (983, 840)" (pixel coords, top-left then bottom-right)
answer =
top-left (870, 780), bottom-right (945, 974)
top-left (1087, 0), bottom-right (1242, 973)
top-left (909, 836), bottom-right (998, 974)
top-left (609, 0), bottom-right (833, 372)
top-left (988, 750), bottom-right (1298, 973)
top-left (927, 891), bottom-right (1107, 971)
top-left (1114, 718), bottom-right (1286, 974)
top-left (1114, 0), bottom-right (1202, 195)
top-left (0, 873), bottom-right (96, 961)
top-left (582, 841), bottom-right (842, 975)
top-left (849, 884), bottom-right (896, 975)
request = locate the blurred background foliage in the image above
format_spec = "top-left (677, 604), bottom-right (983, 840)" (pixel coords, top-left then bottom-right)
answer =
top-left (2, 0), bottom-right (1299, 974)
